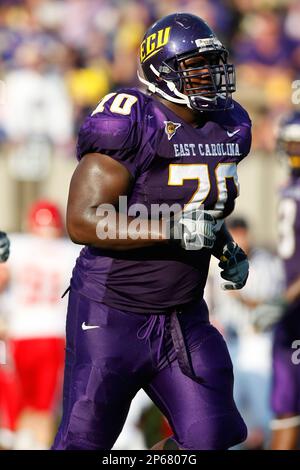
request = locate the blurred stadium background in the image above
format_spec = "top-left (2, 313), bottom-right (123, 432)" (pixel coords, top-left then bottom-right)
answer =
top-left (0, 0), bottom-right (299, 451)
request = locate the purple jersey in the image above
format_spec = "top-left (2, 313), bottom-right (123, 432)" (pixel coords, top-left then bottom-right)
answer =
top-left (272, 177), bottom-right (300, 416)
top-left (278, 177), bottom-right (300, 287)
top-left (74, 88), bottom-right (251, 313)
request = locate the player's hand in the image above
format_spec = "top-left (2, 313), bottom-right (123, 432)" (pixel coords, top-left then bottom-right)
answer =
top-left (0, 232), bottom-right (10, 263)
top-left (251, 299), bottom-right (286, 332)
top-left (218, 241), bottom-right (249, 290)
top-left (170, 209), bottom-right (217, 250)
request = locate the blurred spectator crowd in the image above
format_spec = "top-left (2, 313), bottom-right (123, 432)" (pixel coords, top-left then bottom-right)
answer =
top-left (0, 0), bottom-right (299, 154)
top-left (0, 0), bottom-right (299, 450)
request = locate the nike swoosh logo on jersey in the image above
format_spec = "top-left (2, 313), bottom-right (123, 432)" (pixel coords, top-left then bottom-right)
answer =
top-left (227, 129), bottom-right (240, 137)
top-left (81, 322), bottom-right (100, 330)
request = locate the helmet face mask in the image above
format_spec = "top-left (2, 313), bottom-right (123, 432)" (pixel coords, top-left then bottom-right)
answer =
top-left (163, 50), bottom-right (235, 106)
top-left (138, 13), bottom-right (236, 112)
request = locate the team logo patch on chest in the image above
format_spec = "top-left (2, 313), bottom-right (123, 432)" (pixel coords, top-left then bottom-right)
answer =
top-left (164, 121), bottom-right (181, 141)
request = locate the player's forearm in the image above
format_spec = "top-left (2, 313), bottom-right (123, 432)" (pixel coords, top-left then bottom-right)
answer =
top-left (67, 209), bottom-right (168, 250)
top-left (284, 276), bottom-right (300, 304)
top-left (211, 222), bottom-right (234, 259)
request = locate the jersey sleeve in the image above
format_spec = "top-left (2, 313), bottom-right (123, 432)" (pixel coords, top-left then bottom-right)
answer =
top-left (235, 102), bottom-right (252, 162)
top-left (76, 91), bottom-right (142, 177)
top-left (238, 123), bottom-right (252, 162)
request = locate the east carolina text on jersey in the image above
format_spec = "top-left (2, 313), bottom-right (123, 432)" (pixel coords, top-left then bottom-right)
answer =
top-left (173, 142), bottom-right (241, 157)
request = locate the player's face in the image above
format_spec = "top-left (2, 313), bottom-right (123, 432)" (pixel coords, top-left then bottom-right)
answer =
top-left (179, 53), bottom-right (220, 98)
top-left (285, 141), bottom-right (300, 157)
top-left (284, 141), bottom-right (300, 170)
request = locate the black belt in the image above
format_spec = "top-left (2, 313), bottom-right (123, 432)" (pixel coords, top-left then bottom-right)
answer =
top-left (170, 311), bottom-right (203, 383)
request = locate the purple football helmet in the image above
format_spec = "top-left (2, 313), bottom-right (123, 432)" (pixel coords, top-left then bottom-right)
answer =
top-left (277, 111), bottom-right (300, 171)
top-left (138, 13), bottom-right (236, 112)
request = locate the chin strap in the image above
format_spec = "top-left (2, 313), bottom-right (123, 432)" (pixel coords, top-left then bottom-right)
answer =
top-left (137, 69), bottom-right (190, 106)
top-left (137, 66), bottom-right (221, 109)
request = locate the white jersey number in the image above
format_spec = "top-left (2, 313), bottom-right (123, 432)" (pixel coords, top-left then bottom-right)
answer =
top-left (278, 198), bottom-right (297, 259)
top-left (168, 163), bottom-right (239, 212)
top-left (92, 93), bottom-right (138, 116)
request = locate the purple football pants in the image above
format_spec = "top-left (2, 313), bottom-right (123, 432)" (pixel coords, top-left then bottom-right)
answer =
top-left (52, 289), bottom-right (247, 450)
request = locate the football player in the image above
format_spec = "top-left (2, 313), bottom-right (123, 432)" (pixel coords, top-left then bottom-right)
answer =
top-left (270, 111), bottom-right (300, 449)
top-left (53, 13), bottom-right (251, 450)
top-left (0, 232), bottom-right (9, 263)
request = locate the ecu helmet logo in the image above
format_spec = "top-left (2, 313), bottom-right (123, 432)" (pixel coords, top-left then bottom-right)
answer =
top-left (164, 121), bottom-right (181, 141)
top-left (140, 27), bottom-right (171, 63)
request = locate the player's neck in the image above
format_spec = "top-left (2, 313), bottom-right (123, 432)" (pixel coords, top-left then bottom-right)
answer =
top-left (155, 96), bottom-right (205, 127)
